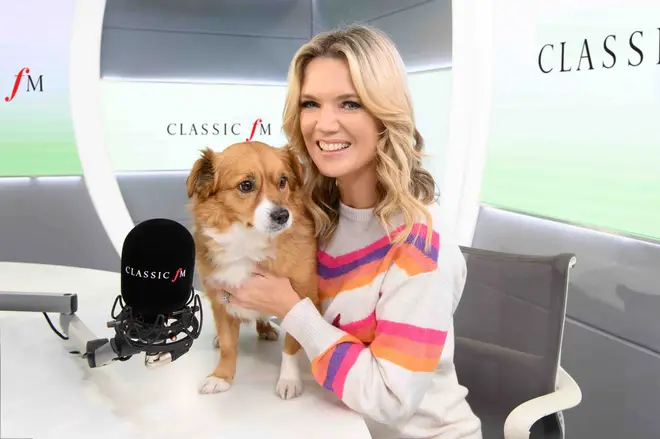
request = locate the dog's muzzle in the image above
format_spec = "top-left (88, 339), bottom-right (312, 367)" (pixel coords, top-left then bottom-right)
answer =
top-left (269, 207), bottom-right (290, 226)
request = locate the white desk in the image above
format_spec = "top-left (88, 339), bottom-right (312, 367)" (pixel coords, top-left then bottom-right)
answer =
top-left (0, 262), bottom-right (372, 439)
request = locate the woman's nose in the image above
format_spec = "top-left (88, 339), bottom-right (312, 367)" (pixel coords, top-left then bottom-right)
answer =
top-left (316, 107), bottom-right (340, 132)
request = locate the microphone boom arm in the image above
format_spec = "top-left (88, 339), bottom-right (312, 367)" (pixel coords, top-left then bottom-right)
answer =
top-left (0, 291), bottom-right (129, 367)
top-left (59, 312), bottom-right (140, 367)
top-left (0, 291), bottom-right (201, 368)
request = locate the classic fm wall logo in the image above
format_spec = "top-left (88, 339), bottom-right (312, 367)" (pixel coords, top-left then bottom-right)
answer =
top-left (4, 67), bottom-right (44, 102)
top-left (167, 118), bottom-right (272, 142)
top-left (538, 27), bottom-right (660, 73)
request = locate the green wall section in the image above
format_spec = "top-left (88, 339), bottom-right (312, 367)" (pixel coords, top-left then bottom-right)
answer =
top-left (1, 112), bottom-right (81, 176)
top-left (0, 0), bottom-right (82, 177)
top-left (480, 141), bottom-right (660, 241)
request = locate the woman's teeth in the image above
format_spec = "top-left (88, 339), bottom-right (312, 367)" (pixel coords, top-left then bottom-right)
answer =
top-left (318, 141), bottom-right (351, 151)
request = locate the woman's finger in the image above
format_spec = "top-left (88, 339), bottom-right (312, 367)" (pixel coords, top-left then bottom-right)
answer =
top-left (218, 283), bottom-right (237, 294)
top-left (252, 265), bottom-right (270, 277)
top-left (227, 293), bottom-right (244, 307)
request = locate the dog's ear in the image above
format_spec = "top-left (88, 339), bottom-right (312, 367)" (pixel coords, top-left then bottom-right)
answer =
top-left (186, 148), bottom-right (219, 198)
top-left (282, 144), bottom-right (304, 189)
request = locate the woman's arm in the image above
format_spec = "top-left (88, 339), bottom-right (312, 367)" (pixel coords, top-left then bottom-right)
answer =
top-left (281, 231), bottom-right (466, 426)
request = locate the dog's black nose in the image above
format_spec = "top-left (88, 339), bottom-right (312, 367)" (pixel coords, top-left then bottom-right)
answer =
top-left (270, 208), bottom-right (289, 225)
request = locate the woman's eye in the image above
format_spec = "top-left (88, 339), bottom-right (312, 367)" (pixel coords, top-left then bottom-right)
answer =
top-left (238, 180), bottom-right (253, 193)
top-left (300, 100), bottom-right (318, 108)
top-left (279, 176), bottom-right (287, 189)
top-left (343, 101), bottom-right (361, 110)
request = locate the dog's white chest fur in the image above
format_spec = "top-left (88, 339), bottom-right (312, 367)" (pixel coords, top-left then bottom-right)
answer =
top-left (203, 223), bottom-right (275, 321)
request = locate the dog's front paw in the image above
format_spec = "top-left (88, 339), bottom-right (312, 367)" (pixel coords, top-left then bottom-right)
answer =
top-left (257, 320), bottom-right (279, 341)
top-left (199, 376), bottom-right (231, 394)
top-left (259, 329), bottom-right (279, 341)
top-left (275, 378), bottom-right (303, 400)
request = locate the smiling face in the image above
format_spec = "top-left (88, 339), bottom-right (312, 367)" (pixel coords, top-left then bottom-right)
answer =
top-left (299, 57), bottom-right (382, 181)
top-left (186, 142), bottom-right (304, 236)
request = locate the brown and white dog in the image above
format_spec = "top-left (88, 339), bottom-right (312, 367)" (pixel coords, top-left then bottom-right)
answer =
top-left (186, 141), bottom-right (318, 400)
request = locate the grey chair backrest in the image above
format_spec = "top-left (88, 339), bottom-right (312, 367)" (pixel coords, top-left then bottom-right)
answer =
top-left (454, 246), bottom-right (576, 438)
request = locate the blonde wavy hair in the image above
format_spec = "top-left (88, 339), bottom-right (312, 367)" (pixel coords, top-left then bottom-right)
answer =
top-left (282, 24), bottom-right (439, 249)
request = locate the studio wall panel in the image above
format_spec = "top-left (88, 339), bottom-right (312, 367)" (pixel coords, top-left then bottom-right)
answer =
top-left (366, 0), bottom-right (452, 70)
top-left (312, 0), bottom-right (431, 28)
top-left (313, 0), bottom-right (452, 70)
top-left (103, 0), bottom-right (313, 39)
top-left (561, 320), bottom-right (660, 439)
top-left (0, 179), bottom-right (119, 272)
top-left (473, 206), bottom-right (660, 353)
top-left (101, 28), bottom-right (306, 83)
top-left (115, 173), bottom-right (190, 227)
top-left (101, 0), bottom-right (452, 82)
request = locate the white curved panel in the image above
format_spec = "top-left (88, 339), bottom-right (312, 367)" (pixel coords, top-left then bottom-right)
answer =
top-left (69, 0), bottom-right (134, 257)
top-left (456, 0), bottom-right (493, 246)
top-left (440, 0), bottom-right (494, 246)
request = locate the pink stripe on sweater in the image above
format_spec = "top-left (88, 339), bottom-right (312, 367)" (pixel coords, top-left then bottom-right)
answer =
top-left (334, 310), bottom-right (377, 343)
top-left (376, 320), bottom-right (446, 345)
top-left (340, 310), bottom-right (376, 332)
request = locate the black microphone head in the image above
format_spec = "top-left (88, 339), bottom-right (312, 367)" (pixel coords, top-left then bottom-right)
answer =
top-left (120, 218), bottom-right (195, 322)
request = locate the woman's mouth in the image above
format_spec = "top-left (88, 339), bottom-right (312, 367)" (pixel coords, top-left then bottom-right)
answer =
top-left (317, 141), bottom-right (351, 152)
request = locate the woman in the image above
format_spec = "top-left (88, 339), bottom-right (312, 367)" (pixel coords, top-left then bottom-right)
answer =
top-left (221, 24), bottom-right (482, 439)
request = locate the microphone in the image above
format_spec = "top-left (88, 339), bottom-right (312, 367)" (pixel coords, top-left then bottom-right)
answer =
top-left (83, 218), bottom-right (203, 368)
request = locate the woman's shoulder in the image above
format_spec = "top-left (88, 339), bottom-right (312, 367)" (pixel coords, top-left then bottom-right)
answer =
top-left (410, 201), bottom-right (466, 274)
top-left (384, 201), bottom-right (467, 312)
top-left (388, 201), bottom-right (464, 262)
top-left (395, 201), bottom-right (456, 244)
top-left (417, 202), bottom-right (468, 311)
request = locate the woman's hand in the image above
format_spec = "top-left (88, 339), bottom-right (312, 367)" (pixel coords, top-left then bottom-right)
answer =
top-left (219, 265), bottom-right (302, 320)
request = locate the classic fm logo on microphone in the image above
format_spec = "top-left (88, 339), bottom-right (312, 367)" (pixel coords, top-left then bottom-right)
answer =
top-left (4, 67), bottom-right (44, 103)
top-left (125, 266), bottom-right (187, 283)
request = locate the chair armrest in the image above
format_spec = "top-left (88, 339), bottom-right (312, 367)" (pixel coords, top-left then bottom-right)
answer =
top-left (503, 366), bottom-right (582, 439)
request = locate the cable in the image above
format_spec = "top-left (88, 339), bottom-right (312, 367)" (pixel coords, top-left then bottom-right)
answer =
top-left (42, 312), bottom-right (69, 340)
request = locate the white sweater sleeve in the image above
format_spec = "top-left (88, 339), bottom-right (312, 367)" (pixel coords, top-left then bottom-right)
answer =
top-left (281, 235), bottom-right (465, 427)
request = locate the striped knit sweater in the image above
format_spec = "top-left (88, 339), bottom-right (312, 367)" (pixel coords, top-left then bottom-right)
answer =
top-left (281, 202), bottom-right (482, 439)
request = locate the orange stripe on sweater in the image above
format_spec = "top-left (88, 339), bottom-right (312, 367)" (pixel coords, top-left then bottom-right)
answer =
top-left (370, 344), bottom-right (442, 372)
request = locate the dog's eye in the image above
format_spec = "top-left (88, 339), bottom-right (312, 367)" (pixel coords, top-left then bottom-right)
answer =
top-left (238, 180), bottom-right (254, 193)
top-left (279, 176), bottom-right (287, 189)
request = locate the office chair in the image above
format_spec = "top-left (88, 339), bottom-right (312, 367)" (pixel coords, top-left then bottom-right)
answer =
top-left (454, 246), bottom-right (582, 439)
